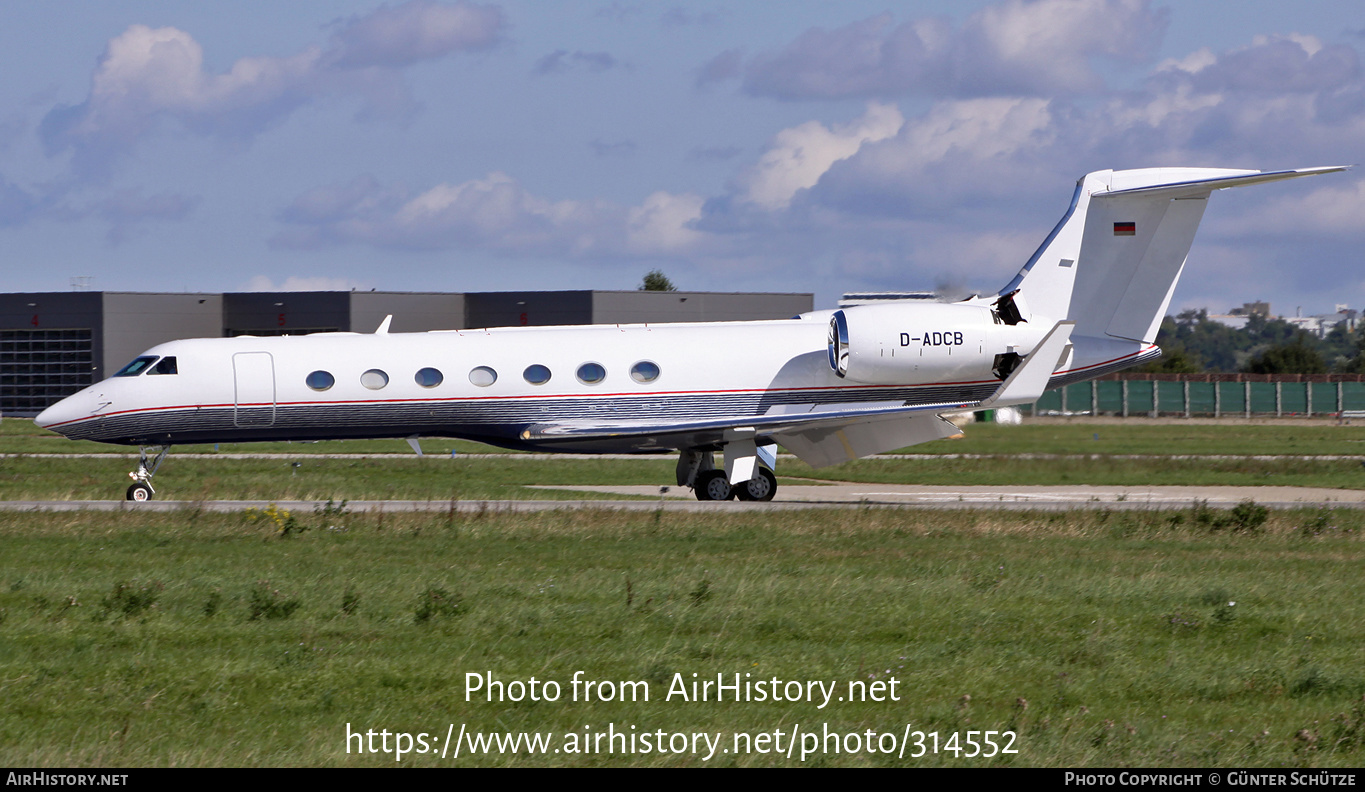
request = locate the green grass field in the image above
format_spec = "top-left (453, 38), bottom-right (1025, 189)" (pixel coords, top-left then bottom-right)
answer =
top-left (6, 417), bottom-right (1365, 767)
top-left (6, 417), bottom-right (1365, 501)
top-left (1, 507), bottom-right (1362, 766)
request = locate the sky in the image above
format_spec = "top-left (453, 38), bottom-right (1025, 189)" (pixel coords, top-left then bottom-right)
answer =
top-left (1, 0), bottom-right (1362, 315)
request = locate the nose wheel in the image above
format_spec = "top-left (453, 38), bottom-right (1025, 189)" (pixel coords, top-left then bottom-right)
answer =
top-left (126, 445), bottom-right (170, 501)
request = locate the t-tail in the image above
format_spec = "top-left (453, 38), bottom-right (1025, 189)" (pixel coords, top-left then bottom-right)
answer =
top-left (996, 166), bottom-right (1347, 385)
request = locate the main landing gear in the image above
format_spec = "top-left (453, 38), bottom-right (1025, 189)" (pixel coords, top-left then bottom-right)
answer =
top-left (678, 447), bottom-right (778, 502)
top-left (125, 445), bottom-right (170, 501)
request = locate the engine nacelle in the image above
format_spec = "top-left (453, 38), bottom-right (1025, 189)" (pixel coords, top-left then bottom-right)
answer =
top-left (828, 302), bottom-right (1049, 385)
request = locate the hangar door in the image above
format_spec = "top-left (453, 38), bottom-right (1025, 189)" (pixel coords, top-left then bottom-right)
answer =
top-left (0, 328), bottom-right (94, 417)
top-left (233, 352), bottom-right (276, 427)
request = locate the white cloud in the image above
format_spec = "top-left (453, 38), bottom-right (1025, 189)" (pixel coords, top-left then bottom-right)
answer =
top-left (733, 102), bottom-right (904, 210)
top-left (626, 191), bottom-right (705, 253)
top-left (41, 2), bottom-right (506, 173)
top-left (532, 50), bottom-right (622, 75)
top-left (265, 17), bottom-right (1365, 312)
top-left (1214, 175), bottom-right (1365, 237)
top-left (1156, 48), bottom-right (1216, 75)
top-left (327, 0), bottom-right (504, 69)
top-left (275, 171), bottom-right (707, 259)
top-left (724, 0), bottom-right (1167, 100)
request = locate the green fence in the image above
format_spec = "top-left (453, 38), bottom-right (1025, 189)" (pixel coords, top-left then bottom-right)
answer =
top-left (1030, 380), bottom-right (1365, 417)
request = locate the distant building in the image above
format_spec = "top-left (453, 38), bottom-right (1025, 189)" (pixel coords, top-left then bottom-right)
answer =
top-left (1203, 300), bottom-right (1356, 337)
top-left (1205, 313), bottom-right (1250, 330)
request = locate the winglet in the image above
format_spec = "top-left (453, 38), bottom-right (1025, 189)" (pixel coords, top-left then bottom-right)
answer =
top-left (375, 315), bottom-right (393, 334)
top-left (978, 321), bottom-right (1075, 409)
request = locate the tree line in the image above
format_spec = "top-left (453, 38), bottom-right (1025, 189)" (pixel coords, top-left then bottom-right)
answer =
top-left (1139, 309), bottom-right (1365, 375)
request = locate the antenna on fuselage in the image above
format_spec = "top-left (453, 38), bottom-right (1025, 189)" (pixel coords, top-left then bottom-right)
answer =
top-left (375, 315), bottom-right (393, 334)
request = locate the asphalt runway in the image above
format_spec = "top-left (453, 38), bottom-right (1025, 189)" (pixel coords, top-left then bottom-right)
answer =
top-left (3, 482), bottom-right (1362, 513)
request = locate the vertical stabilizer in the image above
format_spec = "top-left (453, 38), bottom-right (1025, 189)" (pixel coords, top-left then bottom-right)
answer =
top-left (1003, 166), bottom-right (1346, 345)
top-left (997, 171), bottom-right (1106, 324)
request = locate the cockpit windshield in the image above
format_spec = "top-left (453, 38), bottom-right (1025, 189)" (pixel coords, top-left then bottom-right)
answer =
top-left (149, 356), bottom-right (178, 375)
top-left (113, 356), bottom-right (159, 377)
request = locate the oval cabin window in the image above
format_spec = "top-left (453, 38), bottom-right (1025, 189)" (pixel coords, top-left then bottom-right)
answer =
top-left (523, 365), bottom-right (551, 385)
top-left (361, 369), bottom-right (389, 390)
top-left (306, 370), bottom-right (335, 391)
top-left (630, 361), bottom-right (660, 383)
top-left (469, 366), bottom-right (497, 387)
top-left (576, 362), bottom-right (606, 385)
top-left (415, 367), bottom-right (444, 388)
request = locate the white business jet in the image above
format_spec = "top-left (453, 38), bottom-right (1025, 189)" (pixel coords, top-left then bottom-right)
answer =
top-left (35, 166), bottom-right (1345, 501)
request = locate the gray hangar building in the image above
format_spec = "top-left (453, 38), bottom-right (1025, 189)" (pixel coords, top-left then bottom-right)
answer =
top-left (0, 289), bottom-right (813, 417)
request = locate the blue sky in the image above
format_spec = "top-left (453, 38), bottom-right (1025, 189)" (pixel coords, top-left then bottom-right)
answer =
top-left (1, 1), bottom-right (1362, 315)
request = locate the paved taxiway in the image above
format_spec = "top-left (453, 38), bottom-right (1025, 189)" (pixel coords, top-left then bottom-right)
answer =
top-left (4, 482), bottom-right (1363, 512)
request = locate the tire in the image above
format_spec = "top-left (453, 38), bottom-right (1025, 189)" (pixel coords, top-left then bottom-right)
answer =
top-left (694, 470), bottom-right (734, 501)
top-left (734, 468), bottom-right (777, 502)
top-left (126, 482), bottom-right (153, 502)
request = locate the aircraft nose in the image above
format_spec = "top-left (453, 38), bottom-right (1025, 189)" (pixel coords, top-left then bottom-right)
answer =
top-left (34, 392), bottom-right (87, 434)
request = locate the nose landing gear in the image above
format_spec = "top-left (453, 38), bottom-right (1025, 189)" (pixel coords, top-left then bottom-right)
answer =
top-left (126, 445), bottom-right (170, 501)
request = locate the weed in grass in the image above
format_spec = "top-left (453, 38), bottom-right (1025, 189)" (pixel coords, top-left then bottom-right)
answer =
top-left (1327, 696), bottom-right (1365, 752)
top-left (1189, 499), bottom-right (1270, 533)
top-left (1293, 729), bottom-right (1323, 767)
top-left (643, 661), bottom-right (674, 687)
top-left (1191, 500), bottom-right (1220, 530)
top-left (52, 595), bottom-right (79, 621)
top-left (244, 504), bottom-right (303, 536)
top-left (969, 564), bottom-right (1007, 591)
top-left (202, 589), bottom-right (222, 618)
top-left (1211, 601), bottom-right (1238, 627)
top-left (341, 586), bottom-right (360, 616)
top-left (414, 587), bottom-right (460, 622)
top-left (688, 578), bottom-right (712, 607)
top-left (1292, 667), bottom-right (1330, 697)
top-left (317, 498), bottom-right (350, 532)
top-left (1199, 587), bottom-right (1231, 607)
top-left (1299, 507), bottom-right (1339, 538)
top-left (444, 497), bottom-right (459, 534)
top-left (1166, 611), bottom-right (1200, 631)
top-left (99, 580), bottom-right (163, 620)
top-left (1228, 500), bottom-right (1270, 532)
top-left (247, 581), bottom-right (300, 621)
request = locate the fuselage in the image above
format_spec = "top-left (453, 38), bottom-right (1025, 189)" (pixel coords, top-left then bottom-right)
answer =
top-left (34, 305), bottom-right (1153, 452)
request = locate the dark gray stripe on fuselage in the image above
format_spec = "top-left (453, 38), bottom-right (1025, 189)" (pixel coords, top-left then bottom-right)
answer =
top-left (59, 382), bottom-right (999, 446)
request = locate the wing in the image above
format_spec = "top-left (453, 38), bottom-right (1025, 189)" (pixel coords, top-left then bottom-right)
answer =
top-left (521, 322), bottom-right (1075, 467)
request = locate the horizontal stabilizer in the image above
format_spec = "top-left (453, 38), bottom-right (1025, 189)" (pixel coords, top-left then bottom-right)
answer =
top-left (1102, 166), bottom-right (1349, 200)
